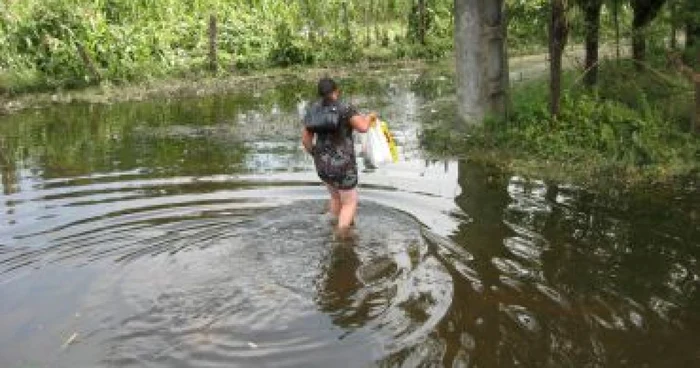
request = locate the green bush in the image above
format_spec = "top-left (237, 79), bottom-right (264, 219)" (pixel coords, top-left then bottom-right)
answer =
top-left (424, 65), bottom-right (698, 180)
top-left (11, 1), bottom-right (96, 85)
top-left (394, 36), bottom-right (452, 60)
top-left (269, 22), bottom-right (314, 67)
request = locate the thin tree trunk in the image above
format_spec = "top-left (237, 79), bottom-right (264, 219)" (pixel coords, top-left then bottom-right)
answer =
top-left (614, 0), bottom-right (620, 60)
top-left (684, 0), bottom-right (699, 50)
top-left (374, 0), bottom-right (380, 44)
top-left (631, 0), bottom-right (645, 69)
top-left (632, 22), bottom-right (646, 69)
top-left (583, 0), bottom-right (603, 87)
top-left (687, 21), bottom-right (700, 50)
top-left (365, 0), bottom-right (371, 46)
top-left (670, 26), bottom-right (677, 49)
top-left (208, 14), bottom-right (218, 72)
top-left (549, 0), bottom-right (567, 118)
top-left (670, 0), bottom-right (677, 49)
top-left (342, 1), bottom-right (351, 44)
top-left (694, 75), bottom-right (699, 134)
top-left (693, 51), bottom-right (700, 134)
top-left (686, 52), bottom-right (700, 134)
top-left (418, 0), bottom-right (426, 45)
top-left (630, 0), bottom-right (665, 70)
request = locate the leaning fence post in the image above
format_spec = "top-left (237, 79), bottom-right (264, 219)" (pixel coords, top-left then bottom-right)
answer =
top-left (209, 14), bottom-right (218, 72)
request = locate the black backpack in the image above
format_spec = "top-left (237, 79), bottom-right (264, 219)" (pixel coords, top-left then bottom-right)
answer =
top-left (304, 100), bottom-right (347, 133)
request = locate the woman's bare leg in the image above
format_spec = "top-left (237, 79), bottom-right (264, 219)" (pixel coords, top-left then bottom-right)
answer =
top-left (337, 188), bottom-right (358, 230)
top-left (326, 185), bottom-right (341, 217)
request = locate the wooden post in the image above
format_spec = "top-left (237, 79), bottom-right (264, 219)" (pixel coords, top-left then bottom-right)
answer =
top-left (209, 14), bottom-right (218, 72)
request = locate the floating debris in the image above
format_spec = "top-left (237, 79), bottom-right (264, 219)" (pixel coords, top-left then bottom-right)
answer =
top-left (61, 332), bottom-right (78, 349)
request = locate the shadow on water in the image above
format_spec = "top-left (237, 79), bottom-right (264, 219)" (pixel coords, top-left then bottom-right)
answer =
top-left (0, 68), bottom-right (699, 367)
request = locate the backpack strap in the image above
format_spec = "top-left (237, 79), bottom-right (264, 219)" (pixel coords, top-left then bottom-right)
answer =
top-left (336, 101), bottom-right (351, 124)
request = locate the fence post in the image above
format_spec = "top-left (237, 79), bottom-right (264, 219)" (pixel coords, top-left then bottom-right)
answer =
top-left (209, 14), bottom-right (218, 72)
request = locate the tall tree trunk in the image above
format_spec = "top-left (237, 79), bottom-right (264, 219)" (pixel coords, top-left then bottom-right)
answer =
top-left (583, 0), bottom-right (603, 87)
top-left (683, 51), bottom-right (700, 133)
top-left (454, 0), bottom-right (509, 124)
top-left (630, 0), bottom-right (666, 69)
top-left (365, 0), bottom-right (371, 46)
top-left (669, 0), bottom-right (678, 49)
top-left (549, 0), bottom-right (567, 118)
top-left (374, 0), bottom-right (380, 44)
top-left (341, 1), bottom-right (351, 44)
top-left (695, 71), bottom-right (699, 134)
top-left (613, 0), bottom-right (620, 59)
top-left (208, 14), bottom-right (218, 72)
top-left (683, 0), bottom-right (699, 50)
top-left (687, 20), bottom-right (700, 50)
top-left (418, 0), bottom-right (426, 45)
top-left (632, 20), bottom-right (646, 69)
top-left (693, 50), bottom-right (700, 134)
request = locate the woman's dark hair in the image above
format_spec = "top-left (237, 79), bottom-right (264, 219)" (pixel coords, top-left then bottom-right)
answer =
top-left (317, 77), bottom-right (338, 103)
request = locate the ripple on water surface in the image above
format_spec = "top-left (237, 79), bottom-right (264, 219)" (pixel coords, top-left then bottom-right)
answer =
top-left (2, 70), bottom-right (700, 368)
top-left (2, 197), bottom-right (453, 367)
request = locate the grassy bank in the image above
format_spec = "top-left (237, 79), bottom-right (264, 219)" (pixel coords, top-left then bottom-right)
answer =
top-left (0, 0), bottom-right (456, 94)
top-left (423, 60), bottom-right (699, 186)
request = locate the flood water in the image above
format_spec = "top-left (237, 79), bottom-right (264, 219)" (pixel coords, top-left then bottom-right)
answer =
top-left (1, 68), bottom-right (699, 367)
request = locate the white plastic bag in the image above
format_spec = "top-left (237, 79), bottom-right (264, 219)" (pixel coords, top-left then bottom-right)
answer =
top-left (365, 123), bottom-right (393, 167)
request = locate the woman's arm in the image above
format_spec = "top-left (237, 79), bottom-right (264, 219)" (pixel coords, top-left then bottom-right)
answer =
top-left (350, 112), bottom-right (377, 133)
top-left (302, 127), bottom-right (314, 153)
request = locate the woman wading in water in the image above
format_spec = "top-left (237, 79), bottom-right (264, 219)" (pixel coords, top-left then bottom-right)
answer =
top-left (302, 78), bottom-right (375, 232)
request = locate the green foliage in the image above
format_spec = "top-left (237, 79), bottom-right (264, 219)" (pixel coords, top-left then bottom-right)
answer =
top-left (507, 0), bottom-right (549, 52)
top-left (394, 36), bottom-right (452, 60)
top-left (424, 63), bottom-right (698, 180)
top-left (269, 22), bottom-right (314, 67)
top-left (0, 0), bottom-right (456, 92)
top-left (1, 0), bottom-right (696, 94)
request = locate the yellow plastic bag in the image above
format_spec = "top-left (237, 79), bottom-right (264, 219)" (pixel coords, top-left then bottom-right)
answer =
top-left (366, 121), bottom-right (392, 167)
top-left (379, 120), bottom-right (398, 163)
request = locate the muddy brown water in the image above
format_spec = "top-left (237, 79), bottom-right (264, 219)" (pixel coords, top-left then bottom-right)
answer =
top-left (0, 69), bottom-right (699, 367)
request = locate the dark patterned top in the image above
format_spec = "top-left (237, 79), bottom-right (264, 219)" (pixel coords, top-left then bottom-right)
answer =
top-left (304, 101), bottom-right (359, 190)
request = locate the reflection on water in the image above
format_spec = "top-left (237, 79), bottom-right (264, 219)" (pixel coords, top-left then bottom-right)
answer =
top-left (0, 69), bottom-right (699, 367)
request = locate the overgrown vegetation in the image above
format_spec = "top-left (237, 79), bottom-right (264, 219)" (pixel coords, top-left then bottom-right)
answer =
top-left (423, 60), bottom-right (698, 183)
top-left (0, 0), bottom-right (458, 93)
